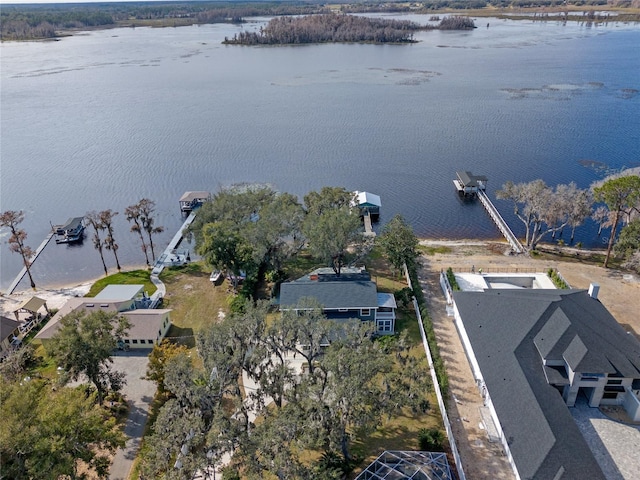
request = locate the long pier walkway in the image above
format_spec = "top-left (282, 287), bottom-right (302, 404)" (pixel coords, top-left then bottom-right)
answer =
top-left (6, 232), bottom-right (55, 294)
top-left (477, 191), bottom-right (525, 254)
top-left (363, 211), bottom-right (376, 237)
top-left (149, 211), bottom-right (198, 307)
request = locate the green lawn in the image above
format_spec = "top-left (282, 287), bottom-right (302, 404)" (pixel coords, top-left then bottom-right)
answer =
top-left (159, 262), bottom-right (232, 347)
top-left (85, 269), bottom-right (157, 297)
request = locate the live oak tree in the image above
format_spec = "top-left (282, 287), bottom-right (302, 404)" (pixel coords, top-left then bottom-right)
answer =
top-left (146, 340), bottom-right (189, 397)
top-left (0, 344), bottom-right (36, 383)
top-left (141, 302), bottom-right (433, 479)
top-left (47, 309), bottom-right (131, 404)
top-left (246, 192), bottom-right (306, 272)
top-left (278, 300), bottom-right (334, 376)
top-left (497, 180), bottom-right (591, 250)
top-left (0, 210), bottom-right (36, 289)
top-left (0, 380), bottom-right (125, 480)
top-left (303, 186), bottom-right (353, 216)
top-left (198, 221), bottom-right (255, 290)
top-left (615, 218), bottom-right (640, 272)
top-left (593, 175), bottom-right (640, 267)
top-left (378, 214), bottom-right (420, 272)
top-left (303, 207), bottom-right (363, 276)
top-left (302, 188), bottom-right (364, 276)
top-left (191, 186), bottom-right (305, 277)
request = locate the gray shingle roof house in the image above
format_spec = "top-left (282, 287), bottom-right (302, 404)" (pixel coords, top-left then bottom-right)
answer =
top-left (35, 284), bottom-right (172, 349)
top-left (279, 267), bottom-right (396, 335)
top-left (452, 287), bottom-right (640, 480)
top-left (1, 315), bottom-right (21, 357)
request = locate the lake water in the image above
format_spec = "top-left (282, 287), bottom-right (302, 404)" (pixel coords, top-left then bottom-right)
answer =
top-left (1, 15), bottom-right (639, 291)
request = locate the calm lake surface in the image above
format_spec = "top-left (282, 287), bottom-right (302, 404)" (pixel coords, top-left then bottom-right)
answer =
top-left (1, 15), bottom-right (639, 291)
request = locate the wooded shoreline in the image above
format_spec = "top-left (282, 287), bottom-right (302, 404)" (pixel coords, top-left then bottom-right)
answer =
top-left (2, 1), bottom-right (639, 41)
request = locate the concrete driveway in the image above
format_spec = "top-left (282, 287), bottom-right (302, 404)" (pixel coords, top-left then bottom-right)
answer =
top-left (109, 349), bottom-right (156, 480)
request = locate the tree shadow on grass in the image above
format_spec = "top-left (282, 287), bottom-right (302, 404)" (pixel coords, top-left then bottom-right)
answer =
top-left (166, 325), bottom-right (195, 348)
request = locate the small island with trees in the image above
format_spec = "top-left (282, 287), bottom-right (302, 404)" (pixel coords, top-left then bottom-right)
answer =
top-left (222, 14), bottom-right (475, 45)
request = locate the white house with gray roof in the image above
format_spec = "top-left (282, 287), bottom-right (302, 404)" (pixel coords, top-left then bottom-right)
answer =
top-left (279, 267), bottom-right (396, 335)
top-left (451, 283), bottom-right (640, 480)
top-left (35, 284), bottom-right (171, 349)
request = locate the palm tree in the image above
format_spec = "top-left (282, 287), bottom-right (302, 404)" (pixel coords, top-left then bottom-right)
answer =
top-left (137, 198), bottom-right (164, 261)
top-left (100, 210), bottom-right (121, 271)
top-left (86, 211), bottom-right (109, 276)
top-left (125, 202), bottom-right (150, 265)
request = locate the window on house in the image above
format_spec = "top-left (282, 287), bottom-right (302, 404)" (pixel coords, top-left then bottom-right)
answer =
top-left (139, 339), bottom-right (146, 344)
top-left (377, 320), bottom-right (392, 332)
top-left (149, 340), bottom-right (154, 344)
top-left (604, 386), bottom-right (625, 393)
top-left (158, 330), bottom-right (162, 337)
top-left (124, 339), bottom-right (130, 344)
top-left (607, 379), bottom-right (623, 385)
top-left (603, 391), bottom-right (619, 399)
top-left (361, 309), bottom-right (371, 316)
top-left (338, 308), bottom-right (349, 313)
top-left (132, 339), bottom-right (138, 344)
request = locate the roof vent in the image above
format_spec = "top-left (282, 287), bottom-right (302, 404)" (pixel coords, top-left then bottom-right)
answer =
top-left (588, 283), bottom-right (600, 300)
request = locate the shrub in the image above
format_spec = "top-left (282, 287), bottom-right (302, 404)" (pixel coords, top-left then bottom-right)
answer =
top-left (418, 427), bottom-right (446, 451)
top-left (407, 265), bottom-right (448, 398)
top-left (228, 294), bottom-right (246, 313)
top-left (394, 287), bottom-right (415, 308)
top-left (221, 467), bottom-right (241, 480)
top-left (446, 267), bottom-right (460, 291)
top-left (547, 268), bottom-right (569, 289)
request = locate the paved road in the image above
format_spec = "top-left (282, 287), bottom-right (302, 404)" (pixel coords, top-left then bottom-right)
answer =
top-left (109, 350), bottom-right (156, 480)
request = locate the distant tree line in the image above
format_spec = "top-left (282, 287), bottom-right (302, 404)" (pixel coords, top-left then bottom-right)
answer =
top-left (1, 9), bottom-right (113, 40)
top-left (3, 1), bottom-right (637, 41)
top-left (223, 14), bottom-right (475, 45)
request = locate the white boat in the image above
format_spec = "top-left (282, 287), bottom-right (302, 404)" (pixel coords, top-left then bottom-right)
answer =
top-left (210, 270), bottom-right (222, 283)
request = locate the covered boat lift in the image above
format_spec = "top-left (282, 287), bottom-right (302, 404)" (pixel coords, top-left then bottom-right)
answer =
top-left (453, 171), bottom-right (488, 196)
top-left (179, 191), bottom-right (210, 212)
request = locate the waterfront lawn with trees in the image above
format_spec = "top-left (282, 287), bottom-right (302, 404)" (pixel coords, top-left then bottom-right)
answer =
top-left (134, 191), bottom-right (442, 478)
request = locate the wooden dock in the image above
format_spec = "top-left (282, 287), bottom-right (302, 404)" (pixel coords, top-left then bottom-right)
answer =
top-left (149, 211), bottom-right (198, 307)
top-left (6, 232), bottom-right (55, 294)
top-left (363, 211), bottom-right (376, 237)
top-left (477, 190), bottom-right (525, 254)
